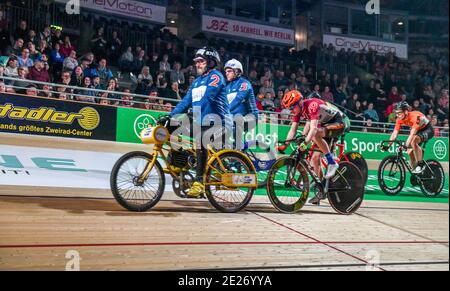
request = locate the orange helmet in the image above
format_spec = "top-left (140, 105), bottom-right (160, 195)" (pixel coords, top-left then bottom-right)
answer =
top-left (282, 90), bottom-right (303, 109)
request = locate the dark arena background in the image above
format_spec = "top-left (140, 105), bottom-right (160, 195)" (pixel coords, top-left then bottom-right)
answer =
top-left (0, 0), bottom-right (448, 274)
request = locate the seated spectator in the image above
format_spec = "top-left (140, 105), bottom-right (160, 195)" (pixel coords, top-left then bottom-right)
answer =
top-left (135, 78), bottom-right (154, 96)
top-left (39, 84), bottom-right (53, 98)
top-left (60, 36), bottom-right (75, 58)
top-left (363, 119), bottom-right (378, 133)
top-left (18, 48), bottom-right (33, 67)
top-left (170, 62), bottom-right (185, 85)
top-left (248, 70), bottom-right (260, 91)
top-left (140, 88), bottom-right (160, 110)
top-left (71, 66), bottom-right (84, 87)
top-left (259, 79), bottom-right (275, 98)
top-left (148, 52), bottom-right (159, 77)
top-left (27, 30), bottom-right (38, 47)
top-left (27, 42), bottom-right (41, 62)
top-left (261, 92), bottom-right (276, 111)
top-left (99, 98), bottom-right (110, 106)
top-left (165, 81), bottom-right (182, 105)
top-left (0, 81), bottom-right (7, 94)
top-left (273, 70), bottom-right (289, 91)
top-left (51, 28), bottom-right (63, 47)
top-left (162, 102), bottom-right (173, 112)
top-left (119, 46), bottom-right (134, 72)
top-left (27, 57), bottom-right (50, 84)
top-left (159, 54), bottom-right (171, 73)
top-left (37, 39), bottom-right (51, 58)
top-left (138, 66), bottom-right (153, 83)
top-left (38, 26), bottom-right (52, 47)
top-left (334, 84), bottom-right (347, 106)
top-left (63, 50), bottom-right (78, 72)
top-left (80, 55), bottom-right (95, 78)
top-left (350, 100), bottom-right (364, 120)
top-left (12, 38), bottom-right (24, 56)
top-left (25, 84), bottom-right (38, 97)
top-left (350, 77), bottom-right (365, 97)
top-left (436, 90), bottom-right (449, 121)
top-left (50, 43), bottom-right (65, 78)
top-left (101, 78), bottom-right (121, 106)
top-left (92, 75), bottom-right (104, 92)
top-left (94, 58), bottom-right (113, 86)
top-left (133, 50), bottom-right (146, 75)
top-left (387, 86), bottom-right (401, 105)
top-left (364, 102), bottom-right (380, 122)
top-left (58, 71), bottom-right (74, 99)
top-left (322, 85), bottom-right (334, 102)
top-left (75, 76), bottom-right (96, 103)
top-left (121, 88), bottom-right (134, 108)
top-left (4, 56), bottom-right (19, 82)
top-left (431, 115), bottom-right (440, 137)
top-left (13, 66), bottom-right (30, 94)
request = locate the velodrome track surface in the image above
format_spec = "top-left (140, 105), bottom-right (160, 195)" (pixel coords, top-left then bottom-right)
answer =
top-left (0, 133), bottom-right (448, 271)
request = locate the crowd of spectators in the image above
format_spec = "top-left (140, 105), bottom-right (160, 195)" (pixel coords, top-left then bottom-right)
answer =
top-left (0, 19), bottom-right (448, 136)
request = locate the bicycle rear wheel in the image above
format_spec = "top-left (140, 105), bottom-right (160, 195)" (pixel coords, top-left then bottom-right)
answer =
top-left (204, 152), bottom-right (255, 213)
top-left (266, 157), bottom-right (310, 213)
top-left (344, 151), bottom-right (368, 184)
top-left (419, 160), bottom-right (445, 198)
top-left (327, 161), bottom-right (365, 215)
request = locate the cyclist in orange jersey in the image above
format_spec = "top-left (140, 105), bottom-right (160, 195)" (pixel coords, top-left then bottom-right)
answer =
top-left (382, 101), bottom-right (434, 174)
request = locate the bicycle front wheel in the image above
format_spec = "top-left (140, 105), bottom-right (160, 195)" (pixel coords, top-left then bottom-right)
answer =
top-left (266, 157), bottom-right (309, 213)
top-left (378, 156), bottom-right (406, 196)
top-left (110, 151), bottom-right (165, 212)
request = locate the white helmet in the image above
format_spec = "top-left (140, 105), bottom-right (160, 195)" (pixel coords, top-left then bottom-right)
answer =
top-left (224, 59), bottom-right (244, 75)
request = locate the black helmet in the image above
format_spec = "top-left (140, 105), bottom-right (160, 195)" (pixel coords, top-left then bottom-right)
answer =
top-left (306, 92), bottom-right (322, 99)
top-left (193, 47), bottom-right (221, 69)
top-left (395, 101), bottom-right (410, 112)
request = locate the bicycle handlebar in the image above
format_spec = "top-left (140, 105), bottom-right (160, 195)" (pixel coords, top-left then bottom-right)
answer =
top-left (381, 140), bottom-right (406, 147)
top-left (278, 135), bottom-right (306, 145)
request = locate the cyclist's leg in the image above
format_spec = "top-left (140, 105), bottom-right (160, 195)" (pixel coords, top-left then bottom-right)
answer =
top-left (310, 150), bottom-right (323, 179)
top-left (413, 124), bottom-right (434, 173)
top-left (188, 126), bottom-right (211, 197)
top-left (407, 147), bottom-right (418, 169)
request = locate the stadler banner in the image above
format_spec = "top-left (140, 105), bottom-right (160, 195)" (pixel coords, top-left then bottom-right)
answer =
top-left (323, 34), bottom-right (408, 59)
top-left (56, 0), bottom-right (167, 24)
top-left (202, 15), bottom-right (295, 46)
top-left (0, 94), bottom-right (117, 141)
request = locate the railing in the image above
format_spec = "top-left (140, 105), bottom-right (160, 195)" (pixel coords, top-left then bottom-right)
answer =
top-left (1, 76), bottom-right (448, 136)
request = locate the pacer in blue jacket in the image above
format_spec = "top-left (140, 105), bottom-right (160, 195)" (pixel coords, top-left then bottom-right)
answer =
top-left (170, 47), bottom-right (231, 198)
top-left (224, 59), bottom-right (259, 149)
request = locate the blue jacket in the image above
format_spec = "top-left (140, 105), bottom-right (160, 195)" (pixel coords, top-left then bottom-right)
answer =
top-left (225, 77), bottom-right (259, 118)
top-left (170, 69), bottom-right (231, 127)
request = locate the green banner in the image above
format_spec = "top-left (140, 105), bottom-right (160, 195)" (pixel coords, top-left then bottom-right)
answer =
top-left (116, 107), bottom-right (449, 162)
top-left (116, 107), bottom-right (165, 144)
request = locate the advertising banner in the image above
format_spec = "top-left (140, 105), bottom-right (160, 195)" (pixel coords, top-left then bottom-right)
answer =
top-left (202, 15), bottom-right (295, 46)
top-left (323, 34), bottom-right (408, 59)
top-left (0, 94), bottom-right (117, 141)
top-left (55, 0), bottom-right (167, 24)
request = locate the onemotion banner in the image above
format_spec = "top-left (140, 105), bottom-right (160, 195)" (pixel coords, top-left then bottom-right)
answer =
top-left (202, 15), bottom-right (295, 46)
top-left (323, 34), bottom-right (408, 59)
top-left (0, 94), bottom-right (117, 141)
top-left (55, 0), bottom-right (167, 24)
